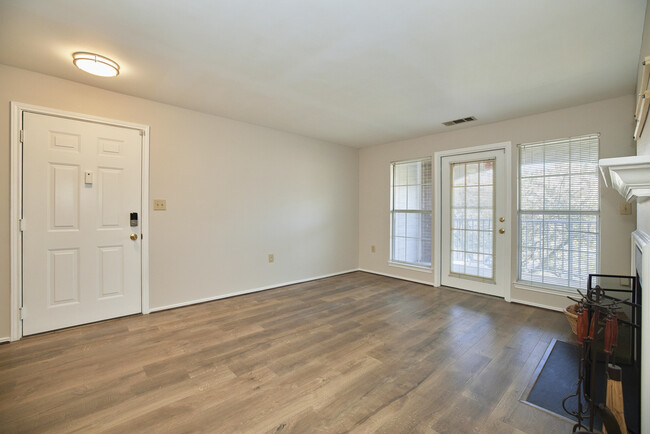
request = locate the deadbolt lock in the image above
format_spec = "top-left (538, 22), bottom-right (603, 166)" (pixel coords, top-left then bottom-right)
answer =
top-left (499, 217), bottom-right (505, 222)
top-left (130, 233), bottom-right (138, 241)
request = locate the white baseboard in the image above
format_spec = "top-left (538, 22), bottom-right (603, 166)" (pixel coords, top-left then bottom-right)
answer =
top-left (0, 337), bottom-right (10, 344)
top-left (358, 268), bottom-right (434, 287)
top-left (149, 269), bottom-right (359, 313)
top-left (510, 298), bottom-right (563, 312)
top-left (357, 269), bottom-right (564, 312)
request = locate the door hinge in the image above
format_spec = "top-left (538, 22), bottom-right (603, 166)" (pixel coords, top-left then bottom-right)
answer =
top-left (19, 307), bottom-right (26, 320)
top-left (19, 218), bottom-right (25, 232)
top-left (19, 129), bottom-right (24, 143)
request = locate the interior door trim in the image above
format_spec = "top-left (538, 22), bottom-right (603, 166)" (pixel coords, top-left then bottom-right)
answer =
top-left (10, 102), bottom-right (151, 341)
top-left (433, 142), bottom-right (512, 301)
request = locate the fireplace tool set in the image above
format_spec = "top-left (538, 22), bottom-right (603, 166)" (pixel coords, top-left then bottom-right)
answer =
top-left (562, 284), bottom-right (636, 434)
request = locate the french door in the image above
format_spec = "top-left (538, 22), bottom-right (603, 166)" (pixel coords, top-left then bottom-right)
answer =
top-left (440, 149), bottom-right (509, 297)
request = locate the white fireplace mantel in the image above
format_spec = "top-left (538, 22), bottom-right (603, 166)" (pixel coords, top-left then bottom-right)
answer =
top-left (599, 155), bottom-right (650, 201)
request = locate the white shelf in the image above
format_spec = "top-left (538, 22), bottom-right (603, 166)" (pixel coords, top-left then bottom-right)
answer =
top-left (636, 57), bottom-right (650, 119)
top-left (599, 155), bottom-right (650, 201)
top-left (635, 91), bottom-right (650, 140)
top-left (634, 57), bottom-right (650, 140)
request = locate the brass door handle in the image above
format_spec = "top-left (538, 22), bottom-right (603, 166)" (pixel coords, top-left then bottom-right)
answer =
top-left (499, 228), bottom-right (505, 234)
top-left (499, 217), bottom-right (505, 222)
top-left (130, 233), bottom-right (138, 241)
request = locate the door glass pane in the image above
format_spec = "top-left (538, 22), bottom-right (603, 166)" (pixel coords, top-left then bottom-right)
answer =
top-left (449, 159), bottom-right (495, 280)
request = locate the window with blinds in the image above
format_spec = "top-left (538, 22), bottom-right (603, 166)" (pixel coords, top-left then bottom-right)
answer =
top-left (518, 134), bottom-right (600, 290)
top-left (390, 158), bottom-right (432, 268)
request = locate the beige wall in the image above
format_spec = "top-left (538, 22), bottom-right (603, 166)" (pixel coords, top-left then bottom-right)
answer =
top-left (636, 0), bottom-right (650, 236)
top-left (359, 95), bottom-right (637, 310)
top-left (0, 64), bottom-right (359, 339)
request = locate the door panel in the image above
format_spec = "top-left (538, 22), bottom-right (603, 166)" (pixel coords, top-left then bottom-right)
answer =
top-left (99, 246), bottom-right (124, 298)
top-left (49, 249), bottom-right (79, 305)
top-left (22, 112), bottom-right (142, 335)
top-left (98, 168), bottom-right (123, 227)
top-left (441, 150), bottom-right (507, 297)
top-left (51, 164), bottom-right (80, 229)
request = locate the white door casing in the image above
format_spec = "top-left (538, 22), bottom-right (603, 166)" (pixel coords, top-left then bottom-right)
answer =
top-left (435, 144), bottom-right (512, 299)
top-left (11, 104), bottom-right (150, 338)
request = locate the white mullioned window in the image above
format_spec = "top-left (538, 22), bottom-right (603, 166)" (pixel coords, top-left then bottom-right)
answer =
top-left (518, 134), bottom-right (600, 290)
top-left (390, 158), bottom-right (432, 268)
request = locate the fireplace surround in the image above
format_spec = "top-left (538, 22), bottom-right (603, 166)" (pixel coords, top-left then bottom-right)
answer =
top-left (632, 229), bottom-right (649, 432)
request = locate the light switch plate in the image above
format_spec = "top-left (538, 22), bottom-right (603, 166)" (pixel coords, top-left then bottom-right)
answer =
top-left (619, 202), bottom-right (632, 215)
top-left (153, 199), bottom-right (167, 210)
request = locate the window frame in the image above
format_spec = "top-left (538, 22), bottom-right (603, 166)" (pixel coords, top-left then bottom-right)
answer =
top-left (389, 157), bottom-right (433, 271)
top-left (516, 134), bottom-right (601, 292)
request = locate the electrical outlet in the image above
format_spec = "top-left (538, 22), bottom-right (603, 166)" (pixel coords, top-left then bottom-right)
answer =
top-left (619, 202), bottom-right (632, 215)
top-left (268, 253), bottom-right (274, 263)
top-left (153, 199), bottom-right (167, 210)
top-left (371, 245), bottom-right (376, 253)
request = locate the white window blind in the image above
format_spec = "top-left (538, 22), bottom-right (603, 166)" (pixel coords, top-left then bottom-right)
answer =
top-left (518, 134), bottom-right (600, 290)
top-left (390, 158), bottom-right (432, 268)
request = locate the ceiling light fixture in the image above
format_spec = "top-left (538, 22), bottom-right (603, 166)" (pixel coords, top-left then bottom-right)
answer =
top-left (72, 52), bottom-right (120, 77)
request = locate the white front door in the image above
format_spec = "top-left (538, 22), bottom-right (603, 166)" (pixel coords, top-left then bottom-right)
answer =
top-left (440, 149), bottom-right (508, 297)
top-left (22, 112), bottom-right (143, 335)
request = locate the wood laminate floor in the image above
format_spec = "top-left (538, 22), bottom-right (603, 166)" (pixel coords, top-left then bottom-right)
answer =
top-left (0, 272), bottom-right (574, 433)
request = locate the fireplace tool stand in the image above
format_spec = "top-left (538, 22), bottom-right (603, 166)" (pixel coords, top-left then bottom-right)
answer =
top-left (563, 283), bottom-right (638, 434)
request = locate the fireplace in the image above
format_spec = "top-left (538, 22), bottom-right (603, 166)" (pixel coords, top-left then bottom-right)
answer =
top-left (632, 230), bottom-right (649, 433)
top-left (573, 235), bottom-right (648, 432)
top-left (574, 273), bottom-right (641, 432)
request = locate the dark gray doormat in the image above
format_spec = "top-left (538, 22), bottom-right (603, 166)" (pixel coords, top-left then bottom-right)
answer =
top-left (521, 339), bottom-right (640, 433)
top-left (522, 339), bottom-right (597, 428)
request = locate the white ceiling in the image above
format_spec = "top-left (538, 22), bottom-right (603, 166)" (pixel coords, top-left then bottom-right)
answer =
top-left (0, 1), bottom-right (646, 147)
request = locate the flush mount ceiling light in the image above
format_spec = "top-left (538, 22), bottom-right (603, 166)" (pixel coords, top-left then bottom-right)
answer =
top-left (72, 52), bottom-right (119, 77)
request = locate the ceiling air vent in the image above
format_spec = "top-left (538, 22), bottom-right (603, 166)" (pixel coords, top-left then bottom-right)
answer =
top-left (442, 116), bottom-right (477, 127)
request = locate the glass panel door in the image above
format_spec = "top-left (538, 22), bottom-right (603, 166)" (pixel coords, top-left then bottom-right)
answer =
top-left (450, 159), bottom-right (495, 279)
top-left (440, 149), bottom-right (508, 298)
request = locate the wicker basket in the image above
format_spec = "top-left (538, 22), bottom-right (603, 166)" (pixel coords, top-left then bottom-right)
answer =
top-left (564, 304), bottom-right (579, 335)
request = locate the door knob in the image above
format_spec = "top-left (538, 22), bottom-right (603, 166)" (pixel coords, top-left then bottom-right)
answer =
top-left (499, 228), bottom-right (505, 234)
top-left (130, 233), bottom-right (138, 241)
top-left (499, 217), bottom-right (505, 222)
